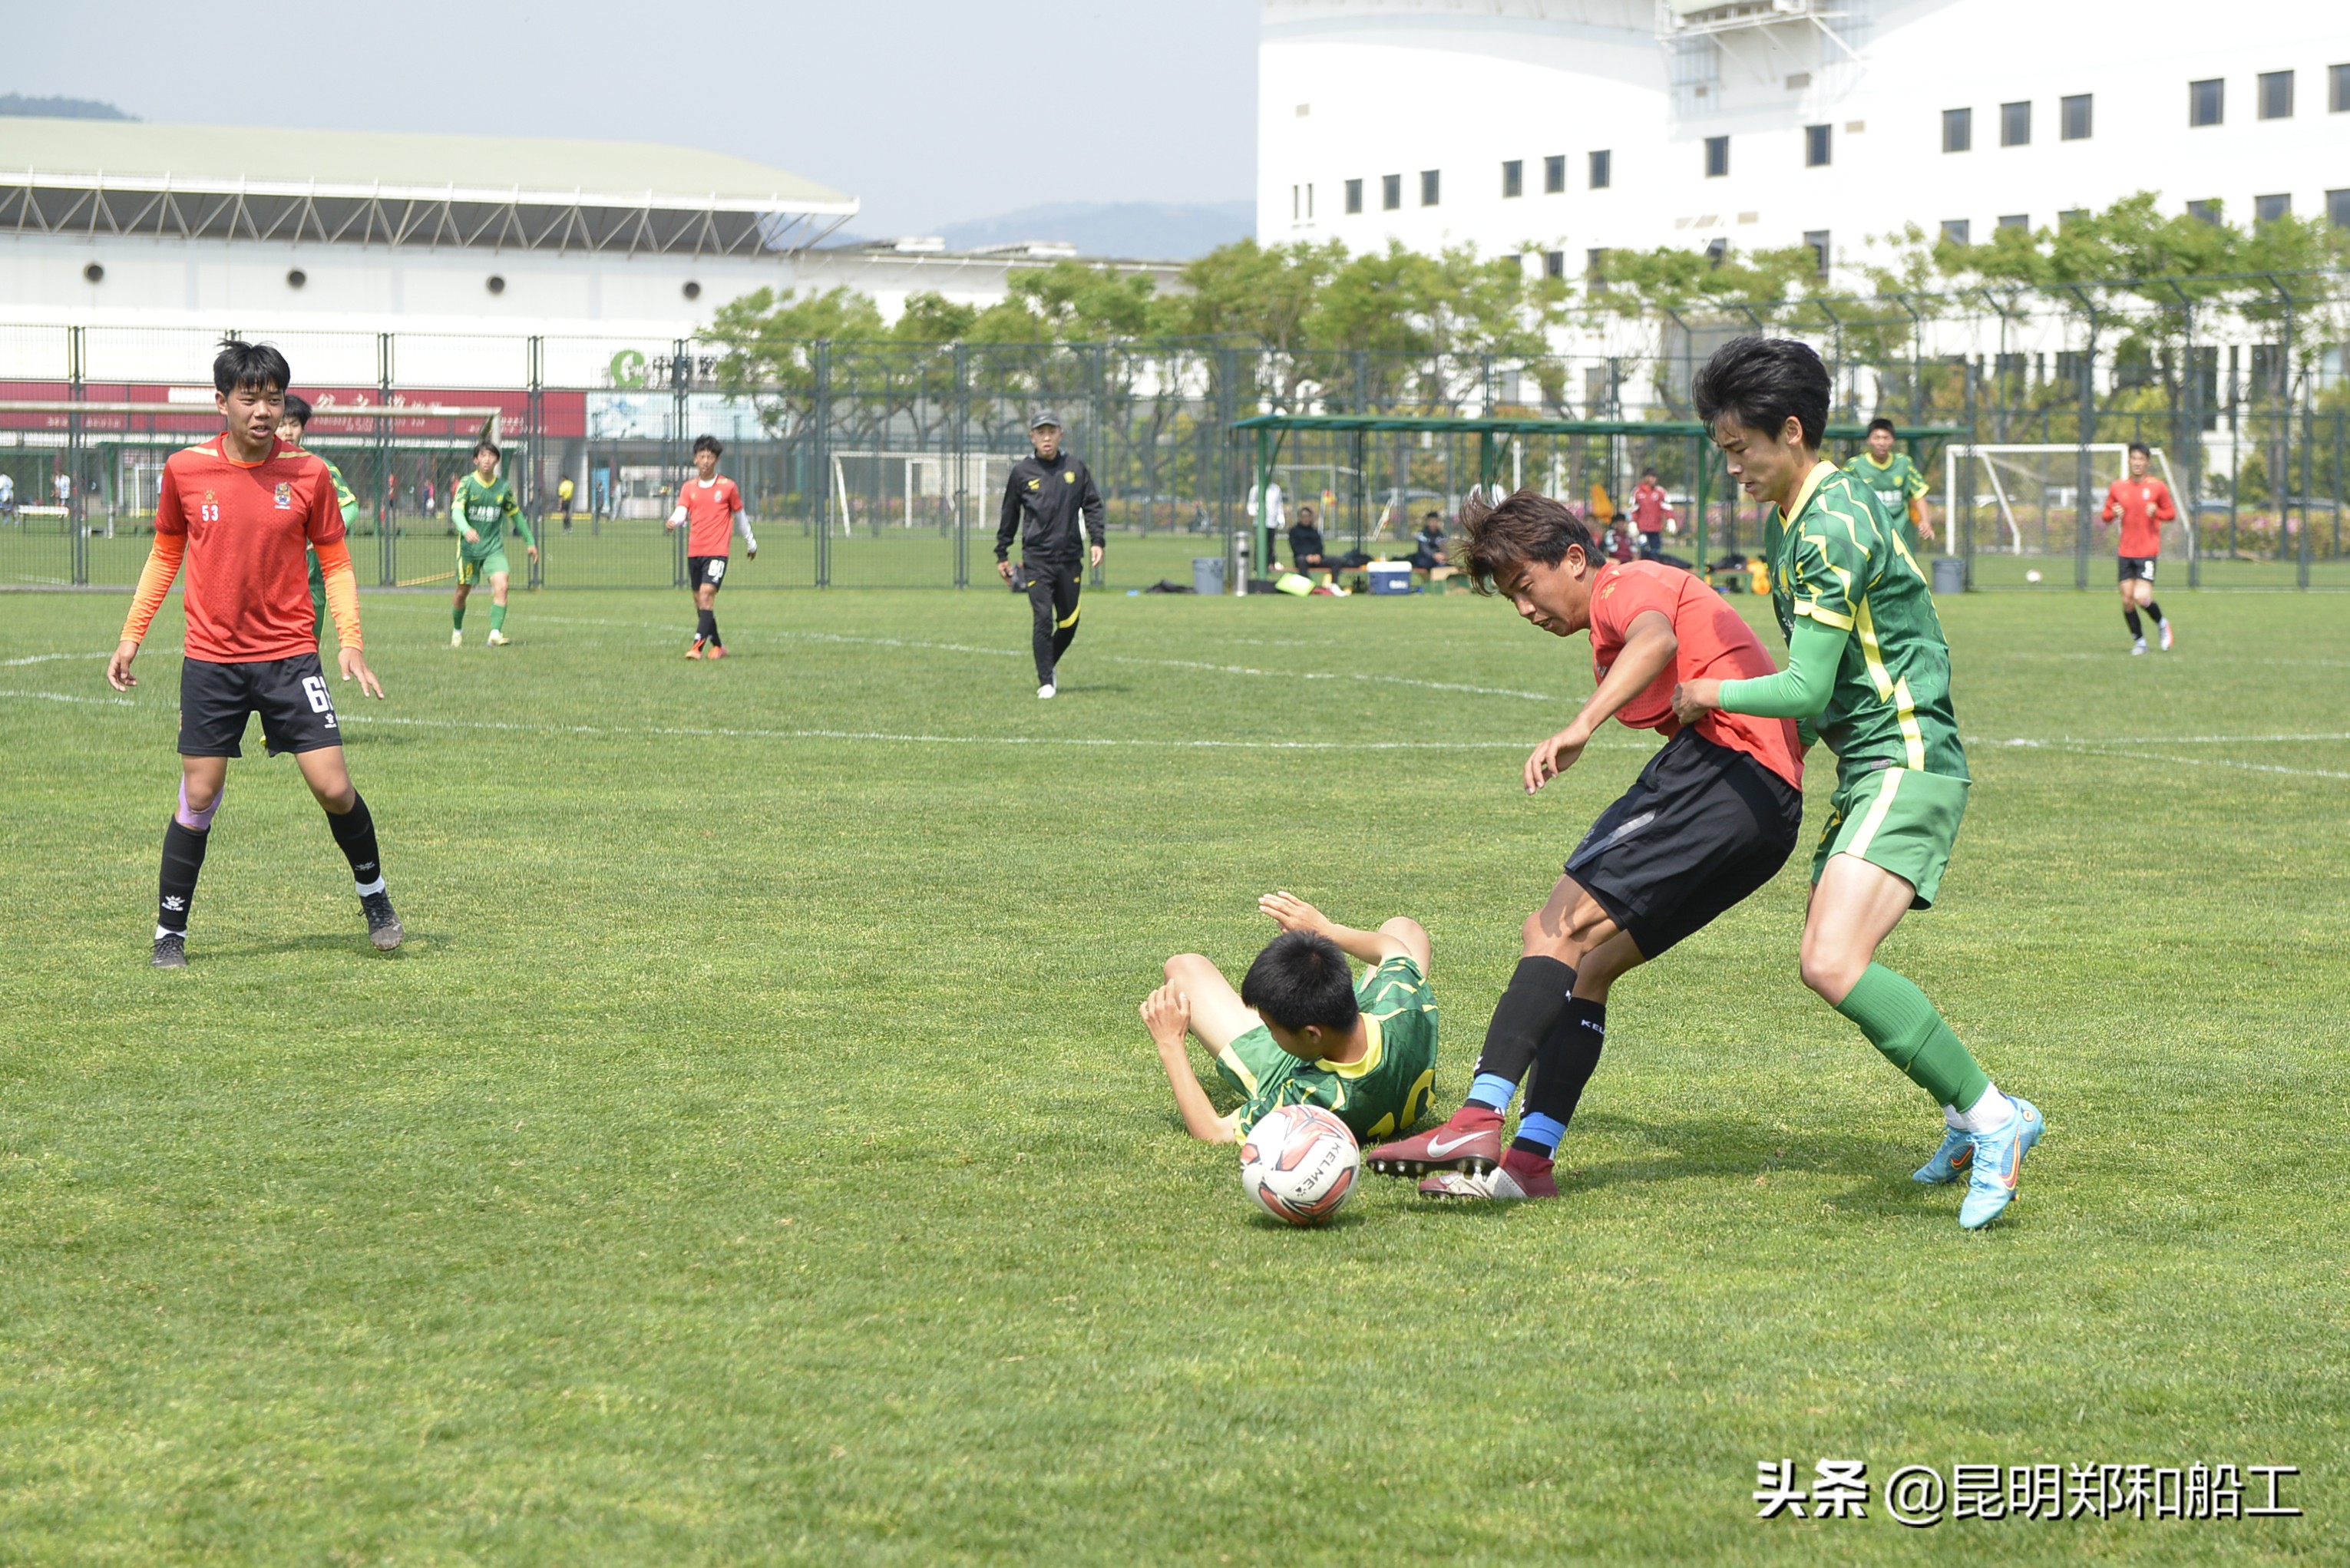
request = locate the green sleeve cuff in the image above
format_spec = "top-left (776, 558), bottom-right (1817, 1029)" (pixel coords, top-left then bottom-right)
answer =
top-left (1717, 616), bottom-right (1848, 720)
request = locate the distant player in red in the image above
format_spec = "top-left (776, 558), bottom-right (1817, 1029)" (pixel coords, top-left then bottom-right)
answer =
top-left (666, 434), bottom-right (756, 659)
top-left (1628, 467), bottom-right (1676, 559)
top-left (2103, 441), bottom-right (2175, 654)
top-left (107, 339), bottom-right (400, 968)
top-left (1369, 490), bottom-right (1803, 1200)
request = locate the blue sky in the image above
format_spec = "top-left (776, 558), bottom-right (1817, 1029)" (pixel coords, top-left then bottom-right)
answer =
top-left (12, 0), bottom-right (1260, 233)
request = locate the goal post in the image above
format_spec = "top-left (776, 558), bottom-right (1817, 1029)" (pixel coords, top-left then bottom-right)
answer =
top-left (1942, 442), bottom-right (2193, 578)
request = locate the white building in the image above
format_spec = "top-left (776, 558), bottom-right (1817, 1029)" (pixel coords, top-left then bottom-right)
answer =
top-left (1260, 0), bottom-right (2350, 282)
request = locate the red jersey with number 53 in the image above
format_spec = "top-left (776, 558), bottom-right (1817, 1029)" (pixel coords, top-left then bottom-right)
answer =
top-left (677, 476), bottom-right (744, 556)
top-left (1588, 560), bottom-right (1803, 789)
top-left (2102, 477), bottom-right (2174, 559)
top-left (154, 434), bottom-right (347, 662)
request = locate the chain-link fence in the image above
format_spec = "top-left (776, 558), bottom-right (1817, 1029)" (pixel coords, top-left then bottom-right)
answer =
top-left (5, 297), bottom-right (2345, 592)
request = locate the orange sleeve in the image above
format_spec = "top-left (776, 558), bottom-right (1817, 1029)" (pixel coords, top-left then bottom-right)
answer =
top-left (121, 533), bottom-right (186, 646)
top-left (315, 538), bottom-right (364, 651)
top-left (2154, 484), bottom-right (2176, 523)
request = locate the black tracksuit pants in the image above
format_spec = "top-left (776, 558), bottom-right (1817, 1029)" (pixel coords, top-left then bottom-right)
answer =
top-left (1026, 561), bottom-right (1082, 684)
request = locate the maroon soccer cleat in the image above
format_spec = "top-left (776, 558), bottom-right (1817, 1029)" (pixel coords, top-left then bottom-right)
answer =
top-left (1418, 1153), bottom-right (1558, 1203)
top-left (1368, 1108), bottom-right (1503, 1177)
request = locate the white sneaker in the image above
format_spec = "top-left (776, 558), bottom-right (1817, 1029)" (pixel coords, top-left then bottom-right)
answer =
top-left (2158, 619), bottom-right (2173, 652)
top-left (2130, 638), bottom-right (2147, 656)
top-left (485, 629), bottom-right (509, 647)
top-left (451, 629), bottom-right (464, 648)
top-left (1037, 683), bottom-right (1056, 700)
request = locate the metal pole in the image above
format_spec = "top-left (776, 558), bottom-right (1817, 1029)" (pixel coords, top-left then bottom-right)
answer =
top-left (814, 340), bottom-right (831, 589)
top-left (376, 332), bottom-right (395, 586)
top-left (2299, 396), bottom-right (2313, 590)
top-left (1692, 434), bottom-right (1709, 577)
top-left (2167, 285), bottom-right (2200, 590)
top-left (2067, 286), bottom-right (2100, 592)
top-left (953, 341), bottom-right (969, 589)
top-left (67, 326), bottom-right (85, 585)
top-left (525, 335), bottom-right (545, 590)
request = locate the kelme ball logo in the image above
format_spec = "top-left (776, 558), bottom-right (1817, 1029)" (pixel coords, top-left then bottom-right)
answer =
top-left (273, 482), bottom-right (293, 510)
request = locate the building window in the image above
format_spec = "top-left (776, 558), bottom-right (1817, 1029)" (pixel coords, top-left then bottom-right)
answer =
top-left (1998, 213), bottom-right (2028, 233)
top-left (1943, 107), bottom-right (1972, 153)
top-left (2259, 70), bottom-right (2294, 119)
top-left (2255, 192), bottom-right (2291, 224)
top-left (2188, 198), bottom-right (2222, 225)
top-left (1543, 249), bottom-right (1565, 279)
top-left (2332, 189), bottom-right (2350, 229)
top-left (1803, 229), bottom-right (1829, 274)
top-left (1544, 154), bottom-right (1565, 193)
top-left (1420, 169), bottom-right (1440, 206)
top-left (1704, 136), bottom-right (1729, 177)
top-left (1940, 219), bottom-right (1970, 245)
top-left (1291, 185), bottom-right (1300, 220)
top-left (1381, 173), bottom-right (1401, 210)
top-left (1502, 160), bottom-right (1523, 198)
top-left (2061, 94), bottom-right (2092, 140)
top-left (1806, 124), bottom-right (1831, 167)
top-left (2190, 78), bottom-right (2223, 127)
top-left (1345, 178), bottom-right (1363, 215)
top-left (2058, 208), bottom-right (2088, 229)
top-left (2333, 63), bottom-right (2350, 112)
top-left (2001, 101), bottom-right (2031, 146)
top-left (1704, 237), bottom-right (1727, 266)
top-left (1586, 247), bottom-right (1608, 285)
top-left (1588, 149), bottom-right (1611, 189)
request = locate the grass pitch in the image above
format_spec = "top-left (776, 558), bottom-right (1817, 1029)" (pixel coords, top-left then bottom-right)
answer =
top-left (2, 581), bottom-right (2345, 1564)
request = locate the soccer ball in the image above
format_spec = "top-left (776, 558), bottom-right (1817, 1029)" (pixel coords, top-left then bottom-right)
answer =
top-left (2025, 569), bottom-right (2044, 583)
top-left (1238, 1104), bottom-right (1360, 1226)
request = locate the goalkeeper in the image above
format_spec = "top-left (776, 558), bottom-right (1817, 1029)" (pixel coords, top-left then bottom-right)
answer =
top-left (449, 440), bottom-right (536, 647)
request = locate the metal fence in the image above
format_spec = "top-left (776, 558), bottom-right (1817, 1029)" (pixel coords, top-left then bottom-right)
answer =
top-left (4, 309), bottom-right (2345, 592)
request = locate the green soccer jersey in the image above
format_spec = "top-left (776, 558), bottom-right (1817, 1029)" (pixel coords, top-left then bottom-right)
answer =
top-left (1218, 954), bottom-right (1439, 1144)
top-left (452, 474), bottom-right (534, 553)
top-left (306, 457), bottom-right (361, 625)
top-left (1764, 460), bottom-right (1968, 782)
top-left (1846, 450), bottom-right (1931, 552)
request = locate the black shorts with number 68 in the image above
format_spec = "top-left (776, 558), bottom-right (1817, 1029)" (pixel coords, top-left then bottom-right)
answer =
top-left (687, 554), bottom-right (729, 591)
top-left (178, 652), bottom-right (342, 758)
top-left (1563, 727), bottom-right (1803, 960)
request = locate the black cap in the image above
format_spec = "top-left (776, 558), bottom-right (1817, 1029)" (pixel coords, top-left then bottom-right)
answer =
top-left (1029, 409), bottom-right (1061, 431)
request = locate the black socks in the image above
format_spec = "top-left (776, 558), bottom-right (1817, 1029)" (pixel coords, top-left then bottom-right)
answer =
top-left (2143, 599), bottom-right (2165, 624)
top-left (326, 793), bottom-right (385, 891)
top-left (1472, 956), bottom-right (1577, 1087)
top-left (2124, 607), bottom-right (2144, 638)
top-left (696, 606), bottom-right (719, 644)
top-left (158, 818), bottom-right (209, 935)
top-left (1516, 998), bottom-right (1608, 1154)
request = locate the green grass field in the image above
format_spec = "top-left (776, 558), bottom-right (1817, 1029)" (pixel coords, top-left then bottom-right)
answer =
top-left (2, 581), bottom-right (2345, 1564)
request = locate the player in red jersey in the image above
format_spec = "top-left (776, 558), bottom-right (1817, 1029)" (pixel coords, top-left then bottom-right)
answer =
top-left (2103, 441), bottom-right (2175, 654)
top-left (107, 341), bottom-right (399, 968)
top-left (1368, 490), bottom-right (1804, 1200)
top-left (666, 434), bottom-right (756, 659)
top-left (1628, 467), bottom-right (1677, 560)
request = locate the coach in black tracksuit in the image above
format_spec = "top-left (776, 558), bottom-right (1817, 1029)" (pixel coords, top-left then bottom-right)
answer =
top-left (995, 409), bottom-right (1105, 698)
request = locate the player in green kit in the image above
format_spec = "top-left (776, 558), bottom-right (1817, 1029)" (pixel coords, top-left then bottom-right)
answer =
top-left (1675, 338), bottom-right (2044, 1231)
top-left (275, 396), bottom-right (361, 641)
top-left (1847, 417), bottom-right (1935, 552)
top-left (1142, 892), bottom-right (1439, 1146)
top-left (449, 440), bottom-right (536, 647)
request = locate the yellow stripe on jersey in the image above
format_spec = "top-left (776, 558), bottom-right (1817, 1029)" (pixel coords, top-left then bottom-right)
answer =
top-left (1215, 1044), bottom-right (1261, 1095)
top-left (1855, 599), bottom-right (1928, 768)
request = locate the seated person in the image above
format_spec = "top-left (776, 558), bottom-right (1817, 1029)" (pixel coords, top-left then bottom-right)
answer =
top-left (1408, 511), bottom-right (1446, 570)
top-left (1287, 505), bottom-right (1370, 574)
top-left (1143, 892), bottom-right (1439, 1145)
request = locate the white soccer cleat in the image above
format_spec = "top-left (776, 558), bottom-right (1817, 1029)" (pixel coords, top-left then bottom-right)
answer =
top-left (1038, 683), bottom-right (1056, 699)
top-left (451, 629), bottom-right (464, 648)
top-left (2158, 619), bottom-right (2173, 652)
top-left (2130, 638), bottom-right (2147, 656)
top-left (485, 629), bottom-right (509, 647)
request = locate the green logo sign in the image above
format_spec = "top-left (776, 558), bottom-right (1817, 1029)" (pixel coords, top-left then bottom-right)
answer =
top-left (608, 349), bottom-right (648, 389)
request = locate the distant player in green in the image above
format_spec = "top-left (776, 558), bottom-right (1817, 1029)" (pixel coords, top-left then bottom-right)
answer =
top-left (275, 395), bottom-right (362, 641)
top-left (1676, 337), bottom-right (2044, 1231)
top-left (1142, 892), bottom-right (1439, 1146)
top-left (449, 440), bottom-right (536, 647)
top-left (1847, 417), bottom-right (1935, 553)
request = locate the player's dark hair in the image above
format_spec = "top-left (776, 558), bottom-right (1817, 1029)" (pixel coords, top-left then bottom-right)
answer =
top-left (213, 338), bottom-right (289, 397)
top-left (1241, 930), bottom-right (1361, 1035)
top-left (2127, 440), bottom-right (2151, 457)
top-left (1867, 417), bottom-right (1897, 437)
top-left (693, 434), bottom-right (723, 457)
top-left (1692, 336), bottom-right (1829, 451)
top-left (280, 393), bottom-right (312, 427)
top-left (1452, 487), bottom-right (1598, 594)
top-left (473, 440), bottom-right (499, 458)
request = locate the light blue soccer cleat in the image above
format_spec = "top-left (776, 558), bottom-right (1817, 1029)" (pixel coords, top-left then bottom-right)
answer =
top-left (1958, 1098), bottom-right (2044, 1230)
top-left (1912, 1126), bottom-right (1975, 1184)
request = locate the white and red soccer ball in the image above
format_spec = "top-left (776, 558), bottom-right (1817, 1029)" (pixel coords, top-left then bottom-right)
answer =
top-left (1238, 1104), bottom-right (1360, 1226)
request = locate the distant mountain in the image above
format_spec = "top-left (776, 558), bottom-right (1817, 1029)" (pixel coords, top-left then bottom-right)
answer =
top-left (936, 200), bottom-right (1254, 261)
top-left (0, 94), bottom-right (137, 120)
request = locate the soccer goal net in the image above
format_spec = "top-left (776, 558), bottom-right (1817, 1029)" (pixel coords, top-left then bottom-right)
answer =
top-left (828, 451), bottom-right (1012, 537)
top-left (1942, 443), bottom-right (2193, 561)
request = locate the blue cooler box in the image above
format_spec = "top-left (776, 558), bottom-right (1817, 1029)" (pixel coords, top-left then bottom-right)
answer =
top-left (1367, 563), bottom-right (1415, 596)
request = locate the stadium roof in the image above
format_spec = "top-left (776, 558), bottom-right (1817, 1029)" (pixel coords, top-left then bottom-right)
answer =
top-left (0, 117), bottom-right (859, 256)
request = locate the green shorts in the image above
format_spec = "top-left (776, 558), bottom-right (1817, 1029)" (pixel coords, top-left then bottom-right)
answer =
top-left (457, 548), bottom-right (510, 586)
top-left (1812, 765), bottom-right (1969, 909)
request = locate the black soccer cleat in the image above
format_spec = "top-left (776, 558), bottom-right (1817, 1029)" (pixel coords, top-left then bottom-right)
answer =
top-left (151, 932), bottom-right (187, 969)
top-left (361, 891), bottom-right (405, 951)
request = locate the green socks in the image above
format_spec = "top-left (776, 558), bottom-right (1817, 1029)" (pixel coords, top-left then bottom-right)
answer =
top-left (452, 601), bottom-right (466, 631)
top-left (491, 602), bottom-right (507, 634)
top-left (1833, 962), bottom-right (1992, 1112)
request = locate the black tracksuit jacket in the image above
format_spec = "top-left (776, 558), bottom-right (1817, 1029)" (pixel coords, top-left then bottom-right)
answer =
top-left (995, 452), bottom-right (1106, 568)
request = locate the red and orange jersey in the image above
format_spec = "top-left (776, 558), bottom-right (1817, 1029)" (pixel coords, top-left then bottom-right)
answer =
top-left (150, 435), bottom-right (349, 662)
top-left (2102, 477), bottom-right (2175, 559)
top-left (677, 476), bottom-right (744, 556)
top-left (1588, 560), bottom-right (1804, 789)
